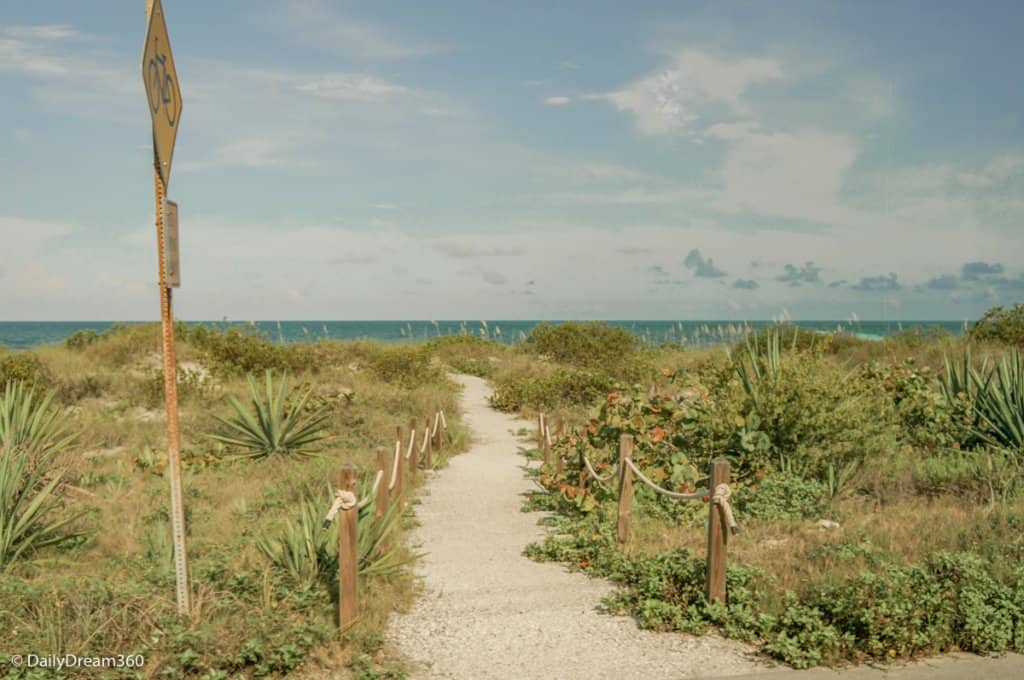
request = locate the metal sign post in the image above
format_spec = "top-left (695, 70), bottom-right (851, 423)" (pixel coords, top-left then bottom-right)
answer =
top-left (143, 0), bottom-right (189, 616)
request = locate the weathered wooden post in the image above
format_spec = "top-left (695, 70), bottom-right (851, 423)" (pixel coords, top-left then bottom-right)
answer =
top-left (338, 464), bottom-right (358, 630)
top-left (706, 458), bottom-right (730, 604)
top-left (374, 447), bottom-right (388, 521)
top-left (542, 416), bottom-right (553, 469)
top-left (423, 415), bottom-right (433, 470)
top-left (552, 422), bottom-right (564, 476)
top-left (407, 418), bottom-right (418, 481)
top-left (616, 434), bottom-right (634, 544)
top-left (433, 406), bottom-right (444, 452)
top-left (394, 426), bottom-right (405, 508)
top-left (578, 449), bottom-right (588, 492)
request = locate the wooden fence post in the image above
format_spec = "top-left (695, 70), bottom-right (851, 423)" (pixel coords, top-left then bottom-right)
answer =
top-left (394, 426), bottom-right (405, 508)
top-left (338, 463), bottom-right (358, 630)
top-left (553, 422), bottom-right (563, 476)
top-left (374, 447), bottom-right (388, 522)
top-left (578, 449), bottom-right (588, 492)
top-left (407, 418), bottom-right (418, 481)
top-left (542, 416), bottom-right (553, 469)
top-left (423, 414), bottom-right (433, 470)
top-left (616, 434), bottom-right (634, 544)
top-left (433, 406), bottom-right (444, 452)
top-left (706, 458), bottom-right (730, 604)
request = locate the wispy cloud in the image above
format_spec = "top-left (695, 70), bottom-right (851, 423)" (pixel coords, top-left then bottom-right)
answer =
top-left (587, 49), bottom-right (782, 135)
top-left (544, 96), bottom-right (571, 106)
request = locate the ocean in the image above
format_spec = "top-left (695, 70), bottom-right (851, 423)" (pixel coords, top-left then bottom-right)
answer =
top-left (0, 320), bottom-right (969, 351)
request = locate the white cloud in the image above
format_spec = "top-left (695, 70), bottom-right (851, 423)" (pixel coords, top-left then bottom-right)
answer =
top-left (544, 96), bottom-right (571, 106)
top-left (589, 50), bottom-right (783, 135)
top-left (296, 74), bottom-right (411, 101)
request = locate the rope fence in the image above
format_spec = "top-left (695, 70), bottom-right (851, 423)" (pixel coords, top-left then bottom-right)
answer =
top-left (320, 407), bottom-right (448, 629)
top-left (536, 412), bottom-right (741, 604)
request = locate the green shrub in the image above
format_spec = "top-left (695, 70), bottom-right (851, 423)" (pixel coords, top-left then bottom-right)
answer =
top-left (730, 335), bottom-right (898, 481)
top-left (366, 344), bottom-right (443, 388)
top-left (970, 304), bottom-right (1024, 346)
top-left (426, 335), bottom-right (504, 377)
top-left (182, 324), bottom-right (316, 377)
top-left (64, 329), bottom-right (101, 351)
top-left (489, 368), bottom-right (618, 412)
top-left (0, 352), bottom-right (51, 393)
top-left (734, 474), bottom-right (827, 520)
top-left (208, 371), bottom-right (332, 460)
top-left (523, 322), bottom-right (644, 379)
top-left (861, 359), bottom-right (962, 450)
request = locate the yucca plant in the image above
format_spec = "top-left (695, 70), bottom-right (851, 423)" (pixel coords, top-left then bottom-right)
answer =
top-left (971, 349), bottom-right (1024, 451)
top-left (209, 371), bottom-right (332, 459)
top-left (941, 347), bottom-right (1024, 452)
top-left (732, 329), bottom-right (784, 409)
top-left (257, 476), bottom-right (415, 586)
top-left (0, 382), bottom-right (83, 569)
top-left (0, 381), bottom-right (76, 468)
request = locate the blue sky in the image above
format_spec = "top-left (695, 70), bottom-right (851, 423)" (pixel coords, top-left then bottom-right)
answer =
top-left (2, 0), bottom-right (1022, 321)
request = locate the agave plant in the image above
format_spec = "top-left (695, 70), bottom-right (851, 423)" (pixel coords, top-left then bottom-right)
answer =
top-left (209, 371), bottom-right (332, 460)
top-left (941, 347), bottom-right (1024, 452)
top-left (0, 381), bottom-right (82, 569)
top-left (257, 475), bottom-right (415, 585)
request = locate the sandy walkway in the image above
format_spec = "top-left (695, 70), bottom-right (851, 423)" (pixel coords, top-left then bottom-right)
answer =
top-left (388, 375), bottom-right (767, 679)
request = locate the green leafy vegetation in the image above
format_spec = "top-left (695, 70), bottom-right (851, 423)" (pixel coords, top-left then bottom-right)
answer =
top-left (969, 303), bottom-right (1024, 346)
top-left (509, 310), bottom-right (1024, 669)
top-left (0, 381), bottom-right (84, 569)
top-left (0, 323), bottom-right (465, 676)
top-left (209, 371), bottom-right (333, 460)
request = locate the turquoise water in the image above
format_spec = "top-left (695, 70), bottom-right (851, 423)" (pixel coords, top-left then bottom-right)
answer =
top-left (0, 320), bottom-right (968, 351)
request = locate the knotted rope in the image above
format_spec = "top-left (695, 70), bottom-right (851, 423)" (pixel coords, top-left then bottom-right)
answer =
top-left (625, 458), bottom-right (707, 500)
top-left (322, 489), bottom-right (358, 527)
top-left (712, 482), bottom-right (740, 534)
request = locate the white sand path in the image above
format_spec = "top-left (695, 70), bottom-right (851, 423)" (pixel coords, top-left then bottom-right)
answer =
top-left (388, 375), bottom-right (768, 679)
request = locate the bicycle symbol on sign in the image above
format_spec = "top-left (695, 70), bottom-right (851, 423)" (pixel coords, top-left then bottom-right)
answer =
top-left (147, 37), bottom-right (178, 127)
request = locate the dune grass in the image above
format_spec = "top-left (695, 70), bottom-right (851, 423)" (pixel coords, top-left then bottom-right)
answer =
top-left (0, 324), bottom-right (469, 678)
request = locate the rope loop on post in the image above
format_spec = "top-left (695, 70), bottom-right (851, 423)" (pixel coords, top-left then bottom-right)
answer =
top-left (323, 489), bottom-right (358, 527)
top-left (431, 412), bottom-right (440, 437)
top-left (712, 482), bottom-right (740, 534)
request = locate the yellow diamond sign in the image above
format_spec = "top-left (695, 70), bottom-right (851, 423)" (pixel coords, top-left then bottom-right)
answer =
top-left (142, 0), bottom-right (182, 188)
